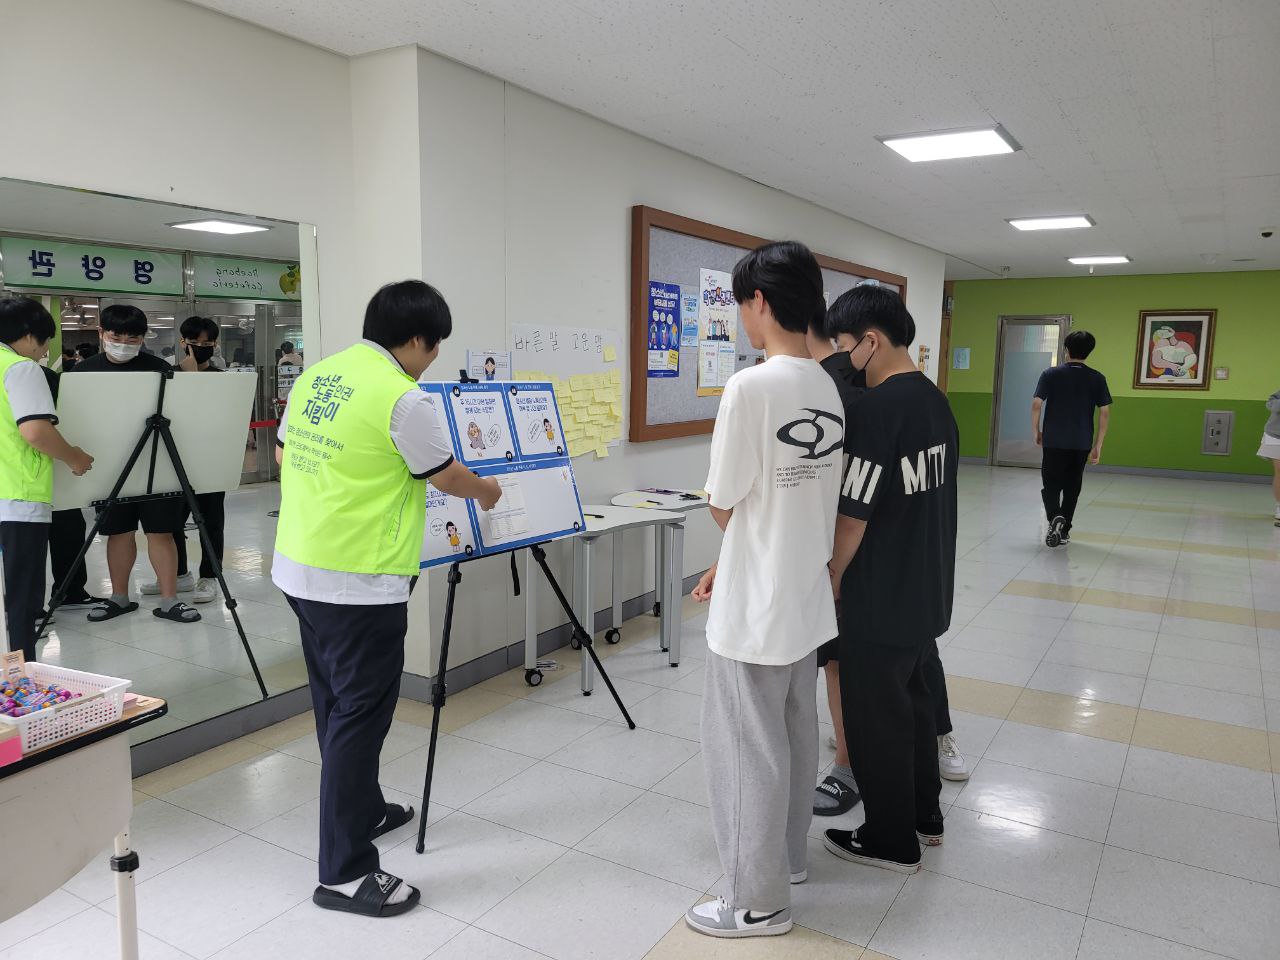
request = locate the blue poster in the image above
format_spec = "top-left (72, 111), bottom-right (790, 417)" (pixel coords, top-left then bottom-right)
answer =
top-left (647, 281), bottom-right (681, 378)
top-left (680, 293), bottom-right (699, 347)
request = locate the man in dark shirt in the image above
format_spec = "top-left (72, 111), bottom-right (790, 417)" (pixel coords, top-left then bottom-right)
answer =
top-left (68, 304), bottom-right (199, 625)
top-left (822, 285), bottom-right (958, 875)
top-left (1033, 330), bottom-right (1112, 548)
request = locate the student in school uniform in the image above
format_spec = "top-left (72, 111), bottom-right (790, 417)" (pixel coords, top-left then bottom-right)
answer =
top-left (0, 297), bottom-right (94, 660)
top-left (685, 241), bottom-right (843, 940)
top-left (823, 284), bottom-right (959, 874)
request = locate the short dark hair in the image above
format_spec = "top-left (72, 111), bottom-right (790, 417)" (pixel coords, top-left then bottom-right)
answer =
top-left (280, 341), bottom-right (294, 353)
top-left (100, 303), bottom-right (148, 336)
top-left (362, 280), bottom-right (453, 350)
top-left (62, 345), bottom-right (77, 356)
top-left (180, 315), bottom-right (219, 342)
top-left (0, 296), bottom-right (56, 346)
top-left (77, 342), bottom-right (98, 358)
top-left (825, 284), bottom-right (916, 347)
top-left (1064, 330), bottom-right (1096, 360)
top-left (731, 241), bottom-right (824, 336)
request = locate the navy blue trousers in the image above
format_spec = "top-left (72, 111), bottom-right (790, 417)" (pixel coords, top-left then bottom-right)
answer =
top-left (286, 594), bottom-right (406, 884)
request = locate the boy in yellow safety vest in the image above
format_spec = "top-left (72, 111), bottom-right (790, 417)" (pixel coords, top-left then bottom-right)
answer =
top-left (0, 297), bottom-right (94, 660)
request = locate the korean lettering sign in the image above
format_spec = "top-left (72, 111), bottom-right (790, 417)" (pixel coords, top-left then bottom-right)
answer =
top-left (0, 236), bottom-right (183, 296)
top-left (193, 255), bottom-right (301, 301)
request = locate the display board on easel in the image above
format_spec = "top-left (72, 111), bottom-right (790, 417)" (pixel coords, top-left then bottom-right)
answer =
top-left (419, 381), bottom-right (585, 569)
top-left (629, 205), bottom-right (909, 442)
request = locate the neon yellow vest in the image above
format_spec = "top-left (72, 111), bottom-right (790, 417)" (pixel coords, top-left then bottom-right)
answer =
top-left (276, 343), bottom-right (427, 576)
top-left (0, 346), bottom-right (54, 506)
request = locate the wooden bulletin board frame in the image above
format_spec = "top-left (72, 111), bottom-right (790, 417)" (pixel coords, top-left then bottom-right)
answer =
top-left (629, 205), bottom-right (908, 442)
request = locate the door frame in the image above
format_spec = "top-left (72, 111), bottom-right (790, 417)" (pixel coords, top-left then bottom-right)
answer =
top-left (988, 314), bottom-right (1071, 467)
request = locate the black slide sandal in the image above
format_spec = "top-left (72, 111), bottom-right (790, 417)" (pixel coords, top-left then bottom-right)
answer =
top-left (88, 600), bottom-right (139, 623)
top-left (312, 872), bottom-right (420, 918)
top-left (813, 775), bottom-right (861, 817)
top-left (153, 602), bottom-right (201, 623)
top-left (372, 803), bottom-right (415, 840)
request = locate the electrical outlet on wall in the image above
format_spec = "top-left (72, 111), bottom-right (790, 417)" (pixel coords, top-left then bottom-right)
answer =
top-left (1213, 367), bottom-right (1229, 380)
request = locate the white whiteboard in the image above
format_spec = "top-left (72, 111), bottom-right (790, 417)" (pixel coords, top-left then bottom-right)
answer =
top-left (52, 372), bottom-right (257, 510)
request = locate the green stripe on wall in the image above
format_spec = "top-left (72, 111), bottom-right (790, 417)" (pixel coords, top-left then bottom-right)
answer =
top-left (947, 393), bottom-right (1271, 476)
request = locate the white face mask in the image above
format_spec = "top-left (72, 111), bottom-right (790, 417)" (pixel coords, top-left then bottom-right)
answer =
top-left (103, 340), bottom-right (141, 362)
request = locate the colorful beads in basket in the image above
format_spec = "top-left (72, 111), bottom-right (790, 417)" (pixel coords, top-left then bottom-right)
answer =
top-left (0, 676), bottom-right (82, 718)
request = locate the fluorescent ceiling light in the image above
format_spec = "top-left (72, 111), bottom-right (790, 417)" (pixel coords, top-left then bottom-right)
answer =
top-left (168, 219), bottom-right (269, 235)
top-left (1068, 255), bottom-right (1130, 265)
top-left (1008, 215), bottom-right (1094, 231)
top-left (878, 125), bottom-right (1019, 162)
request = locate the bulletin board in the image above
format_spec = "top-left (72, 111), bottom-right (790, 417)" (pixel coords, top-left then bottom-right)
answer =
top-left (418, 381), bottom-right (585, 569)
top-left (629, 205), bottom-right (908, 442)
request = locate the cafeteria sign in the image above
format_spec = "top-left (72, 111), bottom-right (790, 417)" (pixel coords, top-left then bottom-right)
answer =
top-left (0, 235), bottom-right (183, 296)
top-left (193, 255), bottom-right (301, 301)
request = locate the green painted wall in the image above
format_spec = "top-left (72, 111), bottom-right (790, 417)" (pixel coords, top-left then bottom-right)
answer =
top-left (947, 271), bottom-right (1280, 475)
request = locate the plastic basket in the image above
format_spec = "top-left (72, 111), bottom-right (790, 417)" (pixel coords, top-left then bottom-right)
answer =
top-left (3, 662), bottom-right (131, 754)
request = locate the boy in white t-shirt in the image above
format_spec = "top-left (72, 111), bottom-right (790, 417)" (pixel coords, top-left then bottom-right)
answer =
top-left (685, 241), bottom-right (843, 940)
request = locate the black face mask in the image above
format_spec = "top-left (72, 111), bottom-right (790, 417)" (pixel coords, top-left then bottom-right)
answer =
top-left (190, 345), bottom-right (215, 364)
top-left (849, 334), bottom-right (877, 374)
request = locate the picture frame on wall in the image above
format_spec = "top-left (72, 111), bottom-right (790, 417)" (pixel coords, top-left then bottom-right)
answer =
top-left (1133, 309), bottom-right (1216, 390)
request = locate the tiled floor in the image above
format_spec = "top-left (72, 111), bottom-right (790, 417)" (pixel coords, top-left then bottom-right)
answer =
top-left (6, 464), bottom-right (1280, 959)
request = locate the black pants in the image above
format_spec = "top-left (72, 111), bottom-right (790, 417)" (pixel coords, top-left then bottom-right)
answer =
top-left (1041, 447), bottom-right (1089, 533)
top-left (175, 492), bottom-right (225, 580)
top-left (2, 521), bottom-right (50, 661)
top-left (286, 593), bottom-right (405, 885)
top-left (922, 642), bottom-right (952, 736)
top-left (49, 508), bottom-right (89, 603)
top-left (841, 637), bottom-right (942, 862)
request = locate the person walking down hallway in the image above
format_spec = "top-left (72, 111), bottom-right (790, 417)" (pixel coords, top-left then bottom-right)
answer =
top-left (1032, 330), bottom-right (1112, 548)
top-left (1261, 387), bottom-right (1280, 526)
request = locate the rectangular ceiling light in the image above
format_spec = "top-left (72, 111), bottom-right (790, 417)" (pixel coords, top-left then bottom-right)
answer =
top-left (878, 125), bottom-right (1020, 162)
top-left (1008, 215), bottom-right (1094, 231)
top-left (169, 219), bottom-right (269, 235)
top-left (1068, 255), bottom-right (1130, 265)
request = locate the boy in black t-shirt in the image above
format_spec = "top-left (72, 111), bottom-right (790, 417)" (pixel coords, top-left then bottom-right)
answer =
top-left (822, 285), bottom-right (959, 874)
top-left (1032, 330), bottom-right (1112, 547)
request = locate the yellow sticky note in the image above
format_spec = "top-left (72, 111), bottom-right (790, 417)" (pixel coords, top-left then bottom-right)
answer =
top-left (608, 370), bottom-right (622, 384)
top-left (594, 445), bottom-right (609, 459)
top-left (588, 403), bottom-right (608, 415)
top-left (602, 425), bottom-right (621, 442)
top-left (609, 402), bottom-right (622, 416)
top-left (603, 345), bottom-right (616, 363)
top-left (568, 437), bottom-right (588, 458)
top-left (569, 374), bottom-right (590, 391)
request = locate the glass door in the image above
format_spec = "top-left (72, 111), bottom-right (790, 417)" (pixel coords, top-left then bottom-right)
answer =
top-left (196, 300), bottom-right (272, 484)
top-left (991, 315), bottom-right (1071, 467)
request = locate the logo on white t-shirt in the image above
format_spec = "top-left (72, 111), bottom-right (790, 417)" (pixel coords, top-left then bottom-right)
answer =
top-left (776, 408), bottom-right (843, 460)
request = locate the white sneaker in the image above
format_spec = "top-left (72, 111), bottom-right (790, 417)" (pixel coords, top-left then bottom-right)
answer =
top-left (939, 733), bottom-right (970, 781)
top-left (685, 899), bottom-right (793, 939)
top-left (140, 572), bottom-right (196, 596)
top-left (1274, 506), bottom-right (1279, 528)
top-left (192, 578), bottom-right (218, 604)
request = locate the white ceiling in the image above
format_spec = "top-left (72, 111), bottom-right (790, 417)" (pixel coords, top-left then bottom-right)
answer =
top-left (192, 0), bottom-right (1280, 279)
top-left (0, 179), bottom-right (301, 260)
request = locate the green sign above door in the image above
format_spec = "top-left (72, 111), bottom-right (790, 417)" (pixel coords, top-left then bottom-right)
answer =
top-left (1, 235), bottom-right (184, 296)
top-left (193, 255), bottom-right (301, 301)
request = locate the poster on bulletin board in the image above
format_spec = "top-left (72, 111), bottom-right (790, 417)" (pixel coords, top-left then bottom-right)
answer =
top-left (419, 381), bottom-right (584, 569)
top-left (647, 281), bottom-right (681, 378)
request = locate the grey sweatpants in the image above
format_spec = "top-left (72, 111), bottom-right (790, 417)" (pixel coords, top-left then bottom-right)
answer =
top-left (701, 648), bottom-right (818, 912)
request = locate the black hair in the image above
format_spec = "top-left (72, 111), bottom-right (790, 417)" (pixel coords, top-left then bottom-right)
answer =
top-left (731, 241), bottom-right (823, 336)
top-left (77, 342), bottom-right (98, 358)
top-left (180, 315), bottom-right (220, 342)
top-left (485, 356), bottom-right (495, 366)
top-left (280, 341), bottom-right (294, 353)
top-left (1064, 330), bottom-right (1096, 360)
top-left (825, 284), bottom-right (916, 347)
top-left (362, 280), bottom-right (453, 350)
top-left (100, 303), bottom-right (148, 336)
top-left (0, 295), bottom-right (56, 346)
top-left (62, 345), bottom-right (77, 356)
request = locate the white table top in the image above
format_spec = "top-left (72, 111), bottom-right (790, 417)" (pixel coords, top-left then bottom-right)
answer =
top-left (610, 489), bottom-right (709, 513)
top-left (580, 504), bottom-right (682, 537)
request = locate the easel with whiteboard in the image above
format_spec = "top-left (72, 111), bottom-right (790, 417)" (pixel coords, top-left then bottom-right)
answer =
top-left (413, 380), bottom-right (635, 854)
top-left (37, 370), bottom-right (266, 697)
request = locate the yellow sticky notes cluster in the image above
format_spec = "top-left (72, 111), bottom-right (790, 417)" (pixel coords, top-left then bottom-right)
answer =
top-left (514, 367), bottom-right (623, 461)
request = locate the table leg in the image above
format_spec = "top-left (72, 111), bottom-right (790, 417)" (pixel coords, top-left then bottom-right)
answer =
top-left (113, 830), bottom-right (140, 960)
top-left (579, 538), bottom-right (595, 695)
top-left (523, 550), bottom-right (540, 682)
top-left (654, 524), bottom-right (666, 618)
top-left (667, 521), bottom-right (685, 667)
top-left (609, 531), bottom-right (623, 640)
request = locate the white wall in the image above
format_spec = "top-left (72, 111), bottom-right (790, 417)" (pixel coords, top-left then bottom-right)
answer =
top-left (0, 0), bottom-right (359, 352)
top-left (407, 50), bottom-right (948, 673)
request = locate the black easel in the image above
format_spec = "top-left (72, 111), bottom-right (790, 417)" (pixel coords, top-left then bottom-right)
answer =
top-left (36, 370), bottom-right (268, 699)
top-left (414, 542), bottom-right (635, 854)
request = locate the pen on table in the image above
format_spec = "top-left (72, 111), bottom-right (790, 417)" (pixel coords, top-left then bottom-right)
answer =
top-left (584, 512), bottom-right (604, 519)
top-left (644, 499), bottom-right (662, 505)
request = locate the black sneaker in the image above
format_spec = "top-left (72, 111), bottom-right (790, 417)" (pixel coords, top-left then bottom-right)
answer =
top-left (1060, 530), bottom-right (1072, 544)
top-left (917, 813), bottom-right (944, 846)
top-left (1045, 515), bottom-right (1065, 548)
top-left (824, 828), bottom-right (921, 874)
top-left (813, 774), bottom-right (861, 817)
top-left (57, 594), bottom-right (108, 611)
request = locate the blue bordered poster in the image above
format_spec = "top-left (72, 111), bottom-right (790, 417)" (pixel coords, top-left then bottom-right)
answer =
top-left (419, 381), bottom-right (584, 569)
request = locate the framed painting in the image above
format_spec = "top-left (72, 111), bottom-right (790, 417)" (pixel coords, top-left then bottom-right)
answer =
top-left (1133, 309), bottom-right (1216, 390)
